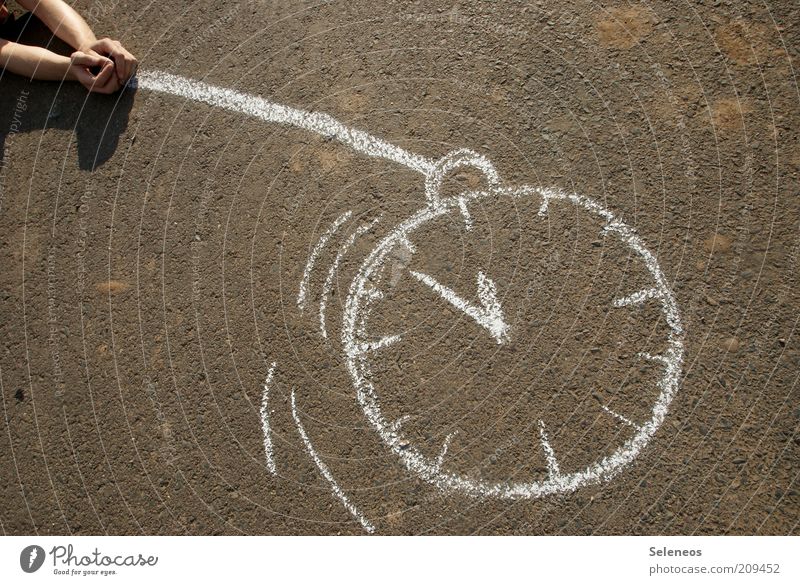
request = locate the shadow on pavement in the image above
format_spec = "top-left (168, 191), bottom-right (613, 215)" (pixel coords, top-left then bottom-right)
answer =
top-left (0, 12), bottom-right (134, 171)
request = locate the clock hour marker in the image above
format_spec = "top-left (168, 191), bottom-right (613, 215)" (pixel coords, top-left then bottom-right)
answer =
top-left (457, 197), bottom-right (473, 230)
top-left (601, 219), bottom-right (628, 236)
top-left (391, 415), bottom-right (412, 433)
top-left (353, 334), bottom-right (402, 355)
top-left (601, 404), bottom-right (642, 431)
top-left (537, 198), bottom-right (549, 217)
top-left (538, 420), bottom-right (561, 479)
top-left (364, 287), bottom-right (384, 302)
top-left (396, 235), bottom-right (416, 254)
top-left (638, 351), bottom-right (670, 365)
top-left (434, 431), bottom-right (458, 471)
top-left (612, 287), bottom-right (661, 308)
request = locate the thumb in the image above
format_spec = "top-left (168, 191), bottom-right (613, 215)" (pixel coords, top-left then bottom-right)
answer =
top-left (72, 64), bottom-right (95, 87)
top-left (71, 50), bottom-right (112, 69)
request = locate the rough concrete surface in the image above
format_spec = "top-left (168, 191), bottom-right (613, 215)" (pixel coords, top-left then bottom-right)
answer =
top-left (0, 0), bottom-right (798, 534)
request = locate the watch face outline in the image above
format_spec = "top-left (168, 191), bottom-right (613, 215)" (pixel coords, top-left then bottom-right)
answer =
top-left (342, 185), bottom-right (684, 500)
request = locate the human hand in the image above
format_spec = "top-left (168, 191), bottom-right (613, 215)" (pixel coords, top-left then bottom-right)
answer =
top-left (80, 38), bottom-right (138, 85)
top-left (69, 50), bottom-right (117, 94)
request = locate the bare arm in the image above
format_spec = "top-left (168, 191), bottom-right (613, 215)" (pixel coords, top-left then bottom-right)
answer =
top-left (0, 37), bottom-right (115, 90)
top-left (15, 0), bottom-right (137, 86)
top-left (15, 0), bottom-right (97, 51)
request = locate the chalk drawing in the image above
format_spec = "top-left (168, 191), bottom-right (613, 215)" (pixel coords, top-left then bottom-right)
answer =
top-left (290, 390), bottom-right (375, 533)
top-left (319, 216), bottom-right (381, 339)
top-left (260, 362), bottom-right (278, 475)
top-left (601, 404), bottom-right (641, 431)
top-left (538, 420), bottom-right (561, 479)
top-left (612, 287), bottom-right (661, 308)
top-left (435, 431), bottom-right (458, 471)
top-left (341, 185), bottom-right (684, 500)
top-left (297, 210), bottom-right (352, 311)
top-left (137, 70), bottom-right (684, 530)
top-left (409, 269), bottom-right (510, 344)
top-left (135, 71), bottom-right (434, 176)
top-left (341, 184), bottom-right (684, 500)
top-left (638, 352), bottom-right (671, 365)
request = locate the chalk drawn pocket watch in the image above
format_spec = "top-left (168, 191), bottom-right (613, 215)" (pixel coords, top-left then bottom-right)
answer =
top-left (340, 149), bottom-right (684, 501)
top-left (136, 71), bottom-right (684, 529)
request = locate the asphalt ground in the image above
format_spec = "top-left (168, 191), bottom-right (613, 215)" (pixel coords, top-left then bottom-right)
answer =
top-left (0, 0), bottom-right (798, 534)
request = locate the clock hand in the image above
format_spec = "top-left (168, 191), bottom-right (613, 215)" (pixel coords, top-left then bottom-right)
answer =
top-left (409, 270), bottom-right (510, 344)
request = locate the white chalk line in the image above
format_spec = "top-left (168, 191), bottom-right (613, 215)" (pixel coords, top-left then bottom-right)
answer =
top-left (409, 269), bottom-right (510, 344)
top-left (319, 216), bottom-right (381, 339)
top-left (435, 432), bottom-right (458, 471)
top-left (423, 148), bottom-right (501, 208)
top-left (538, 420), bottom-right (561, 479)
top-left (289, 390), bottom-right (375, 533)
top-left (342, 187), bottom-right (684, 500)
top-left (602, 219), bottom-right (628, 237)
top-left (639, 351), bottom-right (670, 365)
top-left (353, 334), bottom-right (402, 355)
top-left (538, 198), bottom-right (549, 217)
top-left (391, 415), bottom-right (412, 433)
top-left (260, 362), bottom-right (278, 475)
top-left (136, 71), bottom-right (435, 177)
top-left (397, 235), bottom-right (417, 254)
top-left (297, 211), bottom-right (352, 311)
top-left (601, 404), bottom-right (641, 431)
top-left (457, 197), bottom-right (473, 230)
top-left (612, 287), bottom-right (661, 308)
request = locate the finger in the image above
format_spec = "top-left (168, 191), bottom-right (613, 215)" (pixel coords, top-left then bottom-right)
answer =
top-left (91, 38), bottom-right (118, 56)
top-left (75, 63), bottom-right (118, 94)
top-left (111, 44), bottom-right (136, 81)
top-left (73, 65), bottom-right (95, 89)
top-left (90, 74), bottom-right (119, 94)
top-left (93, 59), bottom-right (115, 87)
top-left (71, 51), bottom-right (114, 83)
top-left (96, 66), bottom-right (122, 93)
top-left (118, 55), bottom-right (138, 82)
top-left (71, 50), bottom-right (108, 68)
top-left (88, 38), bottom-right (137, 84)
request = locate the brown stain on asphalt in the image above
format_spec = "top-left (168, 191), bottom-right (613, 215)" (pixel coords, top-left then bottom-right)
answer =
top-left (716, 20), bottom-right (781, 66)
top-left (595, 7), bottom-right (655, 49)
top-left (703, 234), bottom-right (733, 254)
top-left (709, 98), bottom-right (752, 133)
top-left (95, 280), bottom-right (130, 294)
